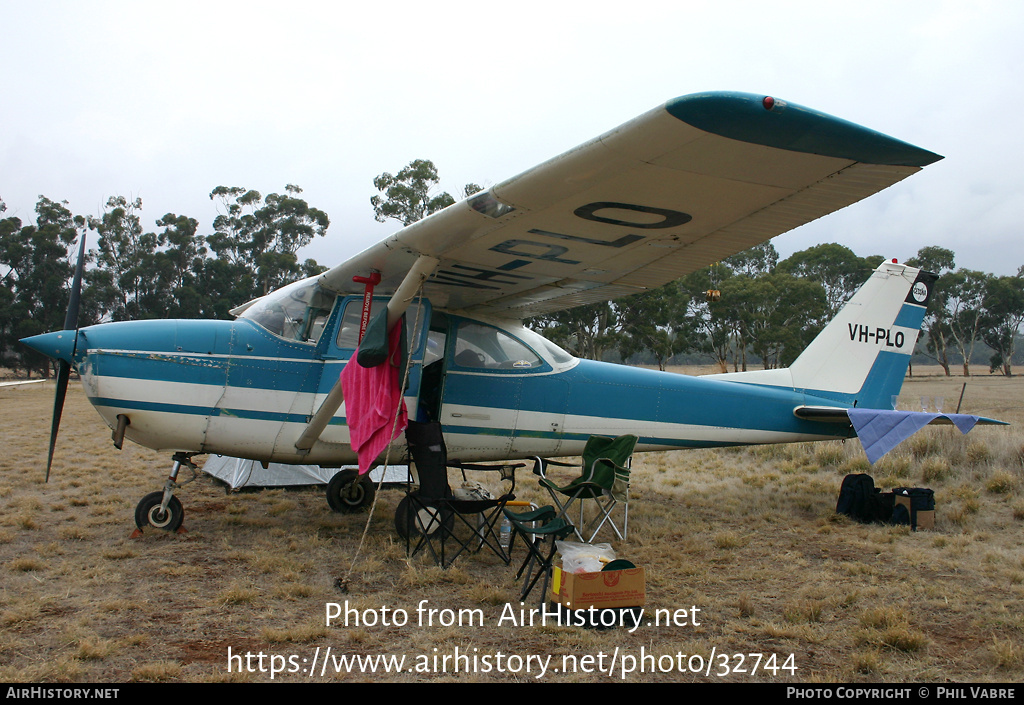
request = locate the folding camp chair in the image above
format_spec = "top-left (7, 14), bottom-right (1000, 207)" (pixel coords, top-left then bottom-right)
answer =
top-left (534, 434), bottom-right (637, 541)
top-left (503, 505), bottom-right (575, 607)
top-left (397, 421), bottom-right (520, 568)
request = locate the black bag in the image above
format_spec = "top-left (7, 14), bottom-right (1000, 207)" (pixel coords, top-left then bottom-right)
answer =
top-left (356, 309), bottom-right (409, 384)
top-left (893, 487), bottom-right (935, 511)
top-left (836, 474), bottom-right (889, 524)
top-left (875, 491), bottom-right (896, 523)
top-left (892, 487), bottom-right (935, 530)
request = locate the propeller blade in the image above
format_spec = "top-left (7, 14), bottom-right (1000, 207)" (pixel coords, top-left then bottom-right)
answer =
top-left (45, 234), bottom-right (87, 482)
top-left (64, 235), bottom-right (86, 332)
top-left (46, 359), bottom-right (71, 482)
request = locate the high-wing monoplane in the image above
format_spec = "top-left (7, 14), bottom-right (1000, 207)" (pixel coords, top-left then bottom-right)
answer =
top-left (24, 91), bottom-right (974, 532)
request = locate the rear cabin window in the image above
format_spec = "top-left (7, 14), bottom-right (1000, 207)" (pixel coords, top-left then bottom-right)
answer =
top-left (452, 323), bottom-right (542, 370)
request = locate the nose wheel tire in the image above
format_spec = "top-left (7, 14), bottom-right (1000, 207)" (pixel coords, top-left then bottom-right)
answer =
top-left (135, 492), bottom-right (185, 532)
top-left (326, 469), bottom-right (375, 513)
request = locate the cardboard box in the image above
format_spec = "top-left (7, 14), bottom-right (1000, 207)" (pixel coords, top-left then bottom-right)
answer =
top-left (550, 566), bottom-right (645, 609)
top-left (895, 494), bottom-right (935, 530)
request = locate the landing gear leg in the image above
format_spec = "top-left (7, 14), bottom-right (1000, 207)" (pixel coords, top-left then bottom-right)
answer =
top-left (132, 452), bottom-right (197, 535)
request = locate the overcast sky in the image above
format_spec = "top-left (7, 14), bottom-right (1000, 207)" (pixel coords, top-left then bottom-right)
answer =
top-left (3, 0), bottom-right (1023, 277)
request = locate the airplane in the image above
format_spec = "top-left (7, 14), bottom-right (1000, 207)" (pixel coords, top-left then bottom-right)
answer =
top-left (22, 90), bottom-right (987, 533)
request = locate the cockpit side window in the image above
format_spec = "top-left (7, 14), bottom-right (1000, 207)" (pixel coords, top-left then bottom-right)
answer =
top-left (335, 299), bottom-right (426, 351)
top-left (452, 322), bottom-right (543, 370)
top-left (336, 301), bottom-right (378, 350)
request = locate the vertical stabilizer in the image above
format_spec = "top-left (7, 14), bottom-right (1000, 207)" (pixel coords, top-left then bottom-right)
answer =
top-left (708, 261), bottom-right (935, 410)
top-left (789, 262), bottom-right (934, 408)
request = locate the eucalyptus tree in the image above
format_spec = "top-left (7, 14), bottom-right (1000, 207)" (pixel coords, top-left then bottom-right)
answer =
top-left (88, 196), bottom-right (160, 321)
top-left (724, 241), bottom-right (779, 277)
top-left (151, 213), bottom-right (207, 318)
top-left (371, 159), bottom-right (482, 227)
top-left (906, 246), bottom-right (956, 375)
top-left (980, 270), bottom-right (1024, 376)
top-left (615, 281), bottom-right (695, 370)
top-left (681, 264), bottom-right (735, 372)
top-left (529, 302), bottom-right (618, 361)
top-left (943, 269), bottom-right (992, 376)
top-left (683, 244), bottom-right (779, 372)
top-left (744, 273), bottom-right (828, 369)
top-left (0, 196), bottom-right (85, 375)
top-left (777, 243), bottom-right (875, 316)
top-left (209, 184), bottom-right (329, 299)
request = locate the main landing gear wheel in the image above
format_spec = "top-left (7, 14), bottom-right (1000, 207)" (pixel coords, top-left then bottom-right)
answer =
top-left (326, 469), bottom-right (375, 513)
top-left (135, 491), bottom-right (185, 532)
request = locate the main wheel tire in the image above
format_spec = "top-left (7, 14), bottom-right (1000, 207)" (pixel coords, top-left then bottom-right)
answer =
top-left (135, 491), bottom-right (184, 532)
top-left (394, 492), bottom-right (453, 539)
top-left (326, 469), bottom-right (375, 513)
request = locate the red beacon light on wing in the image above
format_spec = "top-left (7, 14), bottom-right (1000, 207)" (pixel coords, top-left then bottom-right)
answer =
top-left (762, 96), bottom-right (787, 111)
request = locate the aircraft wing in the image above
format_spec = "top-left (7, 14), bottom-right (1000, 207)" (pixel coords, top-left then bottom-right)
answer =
top-left (319, 91), bottom-right (942, 318)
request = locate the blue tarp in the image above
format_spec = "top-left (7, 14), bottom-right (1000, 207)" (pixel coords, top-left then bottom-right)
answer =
top-left (847, 409), bottom-right (980, 464)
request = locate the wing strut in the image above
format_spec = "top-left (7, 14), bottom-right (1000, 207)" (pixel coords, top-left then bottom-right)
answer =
top-left (294, 255), bottom-right (439, 453)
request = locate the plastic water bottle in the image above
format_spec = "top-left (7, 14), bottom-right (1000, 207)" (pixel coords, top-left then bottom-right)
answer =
top-left (499, 516), bottom-right (512, 550)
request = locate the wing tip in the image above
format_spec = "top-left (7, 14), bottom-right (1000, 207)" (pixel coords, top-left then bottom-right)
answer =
top-left (665, 91), bottom-right (943, 168)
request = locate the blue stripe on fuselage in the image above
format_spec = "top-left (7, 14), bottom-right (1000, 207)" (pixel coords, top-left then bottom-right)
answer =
top-left (443, 359), bottom-right (836, 437)
top-left (89, 396), bottom-right (313, 425)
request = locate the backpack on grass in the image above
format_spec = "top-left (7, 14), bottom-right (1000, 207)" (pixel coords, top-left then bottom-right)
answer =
top-left (836, 474), bottom-right (892, 524)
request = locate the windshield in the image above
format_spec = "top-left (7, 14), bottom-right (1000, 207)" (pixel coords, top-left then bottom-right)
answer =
top-left (238, 278), bottom-right (335, 343)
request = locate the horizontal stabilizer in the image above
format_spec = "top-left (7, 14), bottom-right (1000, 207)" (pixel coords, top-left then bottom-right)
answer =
top-left (797, 406), bottom-right (1007, 464)
top-left (794, 405), bottom-right (1008, 426)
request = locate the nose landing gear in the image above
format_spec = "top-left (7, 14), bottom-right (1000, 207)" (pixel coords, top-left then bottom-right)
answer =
top-left (135, 491), bottom-right (184, 532)
top-left (325, 469), bottom-right (376, 513)
top-left (132, 452), bottom-right (197, 535)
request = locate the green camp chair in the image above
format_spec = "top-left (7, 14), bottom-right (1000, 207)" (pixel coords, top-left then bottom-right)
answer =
top-left (503, 505), bottom-right (576, 607)
top-left (534, 434), bottom-right (637, 541)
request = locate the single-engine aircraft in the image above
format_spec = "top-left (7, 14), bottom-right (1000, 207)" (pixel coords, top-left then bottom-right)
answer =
top-left (23, 91), bottom-right (975, 532)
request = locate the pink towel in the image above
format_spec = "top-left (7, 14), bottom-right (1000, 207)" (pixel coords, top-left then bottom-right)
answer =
top-left (340, 324), bottom-right (408, 474)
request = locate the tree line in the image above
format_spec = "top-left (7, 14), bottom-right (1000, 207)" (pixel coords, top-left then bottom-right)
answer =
top-left (3, 160), bottom-right (1023, 379)
top-left (528, 242), bottom-right (1024, 377)
top-left (1, 187), bottom-right (329, 376)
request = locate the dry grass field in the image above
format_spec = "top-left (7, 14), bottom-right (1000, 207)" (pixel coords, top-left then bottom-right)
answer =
top-left (1, 368), bottom-right (1022, 683)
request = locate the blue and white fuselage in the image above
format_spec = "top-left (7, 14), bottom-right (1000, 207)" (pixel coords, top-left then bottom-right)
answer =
top-left (25, 260), bottom-right (932, 468)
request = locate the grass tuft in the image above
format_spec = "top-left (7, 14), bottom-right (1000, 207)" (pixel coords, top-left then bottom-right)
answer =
top-left (985, 470), bottom-right (1017, 494)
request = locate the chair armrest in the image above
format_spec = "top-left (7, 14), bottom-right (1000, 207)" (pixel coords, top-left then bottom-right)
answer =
top-left (594, 456), bottom-right (630, 472)
top-left (450, 461), bottom-right (524, 472)
top-left (531, 456), bottom-right (576, 479)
